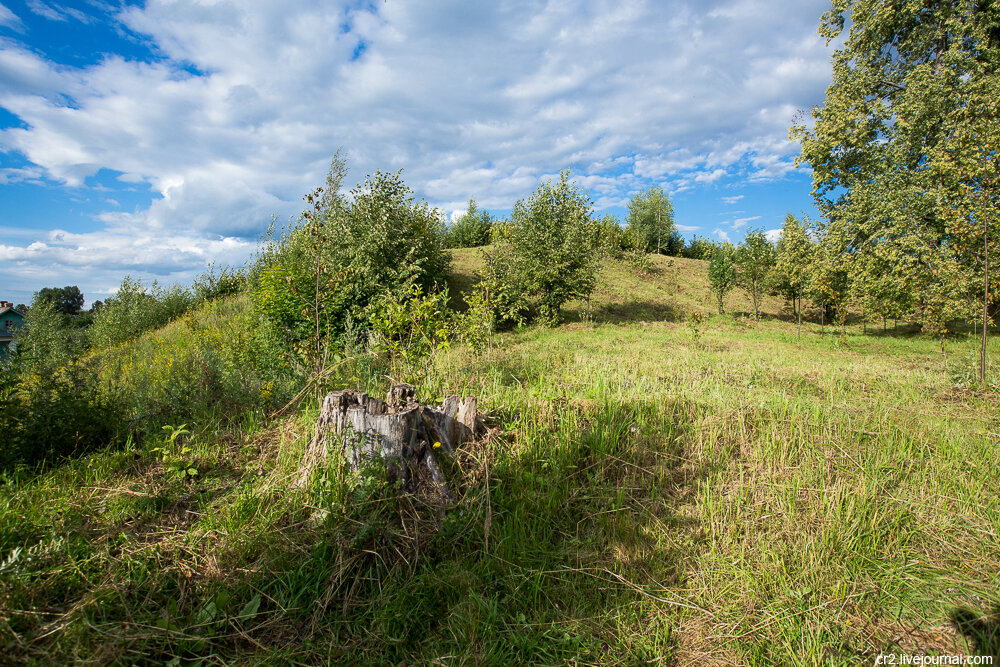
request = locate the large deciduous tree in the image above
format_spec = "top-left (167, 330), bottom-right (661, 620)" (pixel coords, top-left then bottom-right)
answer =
top-left (626, 187), bottom-right (676, 255)
top-left (792, 0), bottom-right (1000, 352)
top-left (36, 286), bottom-right (84, 316)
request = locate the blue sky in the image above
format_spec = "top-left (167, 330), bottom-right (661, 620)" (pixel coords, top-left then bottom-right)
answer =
top-left (0, 0), bottom-right (832, 306)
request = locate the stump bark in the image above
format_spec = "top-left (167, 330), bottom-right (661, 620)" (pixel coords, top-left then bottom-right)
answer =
top-left (298, 384), bottom-right (484, 500)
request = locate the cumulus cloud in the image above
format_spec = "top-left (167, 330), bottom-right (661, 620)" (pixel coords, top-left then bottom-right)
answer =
top-left (765, 228), bottom-right (782, 243)
top-left (713, 229), bottom-right (731, 242)
top-left (0, 0), bottom-right (832, 298)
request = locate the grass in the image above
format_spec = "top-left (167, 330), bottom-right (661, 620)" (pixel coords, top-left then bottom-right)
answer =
top-left (1, 255), bottom-right (998, 664)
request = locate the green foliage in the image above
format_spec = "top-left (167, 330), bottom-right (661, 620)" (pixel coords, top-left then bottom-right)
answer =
top-left (683, 235), bottom-right (715, 260)
top-left (734, 229), bottom-right (776, 319)
top-left (368, 283), bottom-right (452, 367)
top-left (0, 353), bottom-right (122, 469)
top-left (805, 223), bottom-right (851, 326)
top-left (252, 157), bottom-right (450, 360)
top-left (89, 277), bottom-right (195, 349)
top-left (626, 186), bottom-right (675, 255)
top-left (791, 0), bottom-right (1000, 337)
top-left (193, 263), bottom-right (248, 303)
top-left (771, 214), bottom-right (815, 318)
top-left (480, 171), bottom-right (599, 325)
top-left (14, 297), bottom-right (81, 375)
top-left (590, 213), bottom-right (631, 259)
top-left (93, 296), bottom-right (298, 437)
top-left (35, 285), bottom-right (84, 316)
top-left (444, 198), bottom-right (493, 248)
top-left (707, 243), bottom-right (736, 315)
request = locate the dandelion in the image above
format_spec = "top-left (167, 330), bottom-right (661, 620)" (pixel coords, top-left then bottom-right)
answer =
top-left (433, 442), bottom-right (441, 449)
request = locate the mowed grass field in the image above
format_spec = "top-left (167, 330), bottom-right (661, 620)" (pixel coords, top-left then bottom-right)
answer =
top-left (2, 251), bottom-right (998, 665)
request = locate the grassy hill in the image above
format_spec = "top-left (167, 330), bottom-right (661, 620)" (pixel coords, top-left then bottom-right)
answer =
top-left (448, 247), bottom-right (788, 322)
top-left (2, 253), bottom-right (997, 665)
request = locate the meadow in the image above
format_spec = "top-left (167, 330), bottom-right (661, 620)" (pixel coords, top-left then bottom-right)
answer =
top-left (1, 251), bottom-right (997, 665)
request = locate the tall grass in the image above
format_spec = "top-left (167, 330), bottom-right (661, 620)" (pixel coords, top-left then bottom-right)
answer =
top-left (0, 281), bottom-right (997, 663)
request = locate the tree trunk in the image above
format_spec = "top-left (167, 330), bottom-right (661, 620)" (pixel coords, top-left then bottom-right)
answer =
top-left (982, 201), bottom-right (989, 384)
top-left (797, 292), bottom-right (802, 338)
top-left (297, 384), bottom-right (485, 501)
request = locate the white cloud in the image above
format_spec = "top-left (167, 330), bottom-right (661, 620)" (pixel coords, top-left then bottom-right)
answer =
top-left (765, 228), bottom-right (782, 243)
top-left (713, 229), bottom-right (730, 242)
top-left (676, 224), bottom-right (700, 232)
top-left (0, 2), bottom-right (22, 29)
top-left (721, 194), bottom-right (744, 204)
top-left (0, 0), bottom-right (832, 296)
top-left (728, 215), bottom-right (761, 230)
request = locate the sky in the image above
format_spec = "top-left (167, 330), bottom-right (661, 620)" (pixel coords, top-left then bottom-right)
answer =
top-left (0, 0), bottom-right (834, 306)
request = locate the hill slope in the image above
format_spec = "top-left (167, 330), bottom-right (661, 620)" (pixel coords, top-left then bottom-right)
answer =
top-left (1, 252), bottom-right (997, 665)
top-left (448, 246), bottom-right (789, 322)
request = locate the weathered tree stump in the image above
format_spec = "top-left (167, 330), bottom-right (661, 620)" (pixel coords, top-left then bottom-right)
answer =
top-left (297, 384), bottom-right (484, 500)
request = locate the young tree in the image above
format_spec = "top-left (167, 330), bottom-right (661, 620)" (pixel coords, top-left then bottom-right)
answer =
top-left (590, 213), bottom-right (630, 259)
top-left (708, 242), bottom-right (736, 314)
top-left (734, 229), bottom-right (775, 320)
top-left (254, 158), bottom-right (450, 353)
top-left (626, 186), bottom-right (675, 255)
top-left (772, 214), bottom-right (815, 336)
top-left (791, 0), bottom-right (1000, 342)
top-left (484, 170), bottom-right (599, 324)
top-left (445, 198), bottom-right (493, 249)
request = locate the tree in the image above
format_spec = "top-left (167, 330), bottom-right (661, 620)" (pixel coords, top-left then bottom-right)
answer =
top-left (734, 229), bottom-right (775, 319)
top-left (708, 242), bottom-right (737, 314)
top-left (445, 198), bottom-right (493, 248)
top-left (254, 156), bottom-right (450, 357)
top-left (483, 170), bottom-right (599, 324)
top-left (791, 0), bottom-right (1000, 345)
top-left (36, 285), bottom-right (84, 316)
top-left (683, 235), bottom-right (715, 261)
top-left (590, 213), bottom-right (630, 259)
top-left (933, 93), bottom-right (999, 379)
top-left (626, 187), bottom-right (675, 255)
top-left (772, 214), bottom-right (815, 336)
top-left (16, 297), bottom-right (79, 374)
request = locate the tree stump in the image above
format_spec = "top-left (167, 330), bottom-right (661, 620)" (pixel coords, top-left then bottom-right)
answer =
top-left (297, 384), bottom-right (484, 500)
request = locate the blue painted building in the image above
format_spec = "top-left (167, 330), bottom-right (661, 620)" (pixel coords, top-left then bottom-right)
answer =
top-left (0, 301), bottom-right (24, 359)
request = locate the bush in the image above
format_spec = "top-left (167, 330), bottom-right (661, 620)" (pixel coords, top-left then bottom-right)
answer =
top-left (92, 295), bottom-right (299, 438)
top-left (479, 170), bottom-right (599, 325)
top-left (444, 199), bottom-right (493, 248)
top-left (89, 277), bottom-right (195, 349)
top-left (193, 263), bottom-right (248, 303)
top-left (590, 214), bottom-right (630, 259)
top-left (0, 359), bottom-right (123, 468)
top-left (253, 159), bottom-right (450, 360)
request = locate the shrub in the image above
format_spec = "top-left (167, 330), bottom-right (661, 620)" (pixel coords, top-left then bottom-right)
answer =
top-left (193, 263), bottom-right (248, 303)
top-left (444, 198), bottom-right (493, 248)
top-left (253, 158), bottom-right (450, 359)
top-left (89, 277), bottom-right (195, 349)
top-left (590, 213), bottom-right (630, 259)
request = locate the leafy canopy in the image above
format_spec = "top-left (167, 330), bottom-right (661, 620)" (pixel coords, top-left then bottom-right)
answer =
top-left (791, 0), bottom-right (1000, 336)
top-left (626, 186), bottom-right (675, 255)
top-left (481, 170), bottom-right (599, 325)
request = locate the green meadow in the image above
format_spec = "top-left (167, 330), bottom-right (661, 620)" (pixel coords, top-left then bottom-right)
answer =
top-left (1, 251), bottom-right (997, 665)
